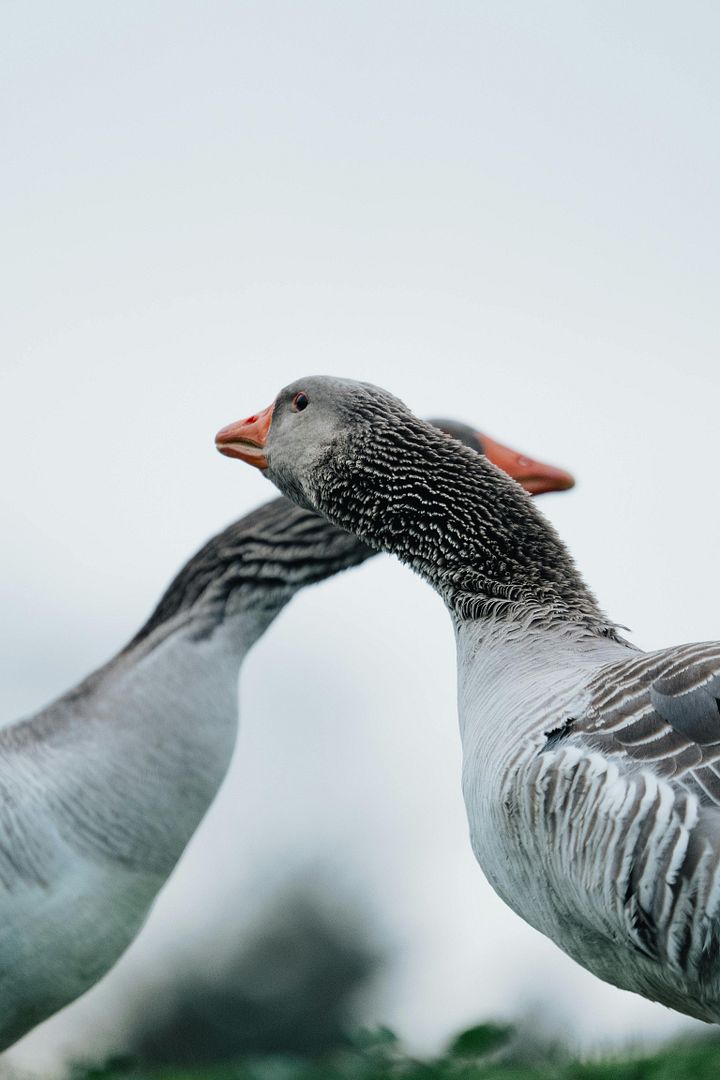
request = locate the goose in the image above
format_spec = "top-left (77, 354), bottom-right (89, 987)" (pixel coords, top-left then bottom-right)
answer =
top-left (0, 420), bottom-right (569, 1051)
top-left (217, 375), bottom-right (720, 1024)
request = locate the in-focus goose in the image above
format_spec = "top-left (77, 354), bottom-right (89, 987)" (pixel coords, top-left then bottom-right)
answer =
top-left (218, 376), bottom-right (720, 1024)
top-left (0, 420), bottom-right (570, 1051)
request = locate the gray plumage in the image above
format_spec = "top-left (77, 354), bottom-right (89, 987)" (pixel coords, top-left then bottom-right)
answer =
top-left (578, 643), bottom-right (720, 796)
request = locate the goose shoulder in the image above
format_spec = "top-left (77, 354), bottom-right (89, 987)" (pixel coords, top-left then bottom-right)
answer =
top-left (558, 641), bottom-right (720, 805)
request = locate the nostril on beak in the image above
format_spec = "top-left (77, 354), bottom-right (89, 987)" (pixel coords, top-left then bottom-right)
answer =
top-left (245, 415), bottom-right (257, 424)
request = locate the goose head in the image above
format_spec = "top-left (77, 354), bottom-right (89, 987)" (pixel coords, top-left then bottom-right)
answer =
top-left (215, 376), bottom-right (575, 499)
top-left (215, 377), bottom-right (599, 625)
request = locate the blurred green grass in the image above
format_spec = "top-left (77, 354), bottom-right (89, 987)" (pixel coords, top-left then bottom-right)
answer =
top-left (72, 1024), bottom-right (720, 1080)
top-left (73, 900), bottom-right (720, 1080)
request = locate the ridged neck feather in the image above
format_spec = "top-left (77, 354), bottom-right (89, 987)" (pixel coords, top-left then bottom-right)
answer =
top-left (301, 417), bottom-right (614, 636)
top-left (124, 497), bottom-right (373, 653)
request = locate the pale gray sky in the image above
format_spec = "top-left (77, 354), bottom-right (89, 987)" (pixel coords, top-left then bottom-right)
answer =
top-left (2, 1), bottom-right (719, 1068)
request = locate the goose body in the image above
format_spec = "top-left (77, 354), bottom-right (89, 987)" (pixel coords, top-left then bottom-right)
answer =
top-left (460, 624), bottom-right (720, 1021)
top-left (0, 420), bottom-right (563, 1049)
top-left (223, 375), bottom-right (720, 1023)
top-left (0, 613), bottom-right (245, 1044)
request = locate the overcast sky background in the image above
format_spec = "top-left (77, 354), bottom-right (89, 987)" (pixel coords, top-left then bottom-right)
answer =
top-left (2, 0), bottom-right (719, 1070)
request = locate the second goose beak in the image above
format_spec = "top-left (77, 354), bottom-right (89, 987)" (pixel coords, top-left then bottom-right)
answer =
top-left (215, 403), bottom-right (275, 469)
top-left (480, 433), bottom-right (575, 495)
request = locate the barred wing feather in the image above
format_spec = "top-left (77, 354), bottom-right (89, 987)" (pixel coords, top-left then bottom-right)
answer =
top-left (576, 643), bottom-right (720, 806)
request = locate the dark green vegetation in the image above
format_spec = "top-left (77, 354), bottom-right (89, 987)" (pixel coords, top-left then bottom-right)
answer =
top-left (72, 1025), bottom-right (720, 1080)
top-left (72, 899), bottom-right (719, 1080)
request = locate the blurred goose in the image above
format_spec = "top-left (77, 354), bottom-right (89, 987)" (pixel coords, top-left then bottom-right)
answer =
top-left (0, 420), bottom-right (569, 1051)
top-left (219, 375), bottom-right (720, 1023)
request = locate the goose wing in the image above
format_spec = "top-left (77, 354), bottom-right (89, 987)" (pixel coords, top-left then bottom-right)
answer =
top-left (571, 641), bottom-right (720, 806)
top-left (517, 643), bottom-right (720, 995)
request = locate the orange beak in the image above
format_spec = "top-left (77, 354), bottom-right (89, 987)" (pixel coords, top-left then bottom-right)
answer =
top-left (215, 403), bottom-right (275, 469)
top-left (480, 432), bottom-right (575, 495)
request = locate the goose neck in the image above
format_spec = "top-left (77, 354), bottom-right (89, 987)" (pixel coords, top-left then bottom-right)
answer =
top-left (310, 423), bottom-right (615, 636)
top-left (124, 498), bottom-right (373, 655)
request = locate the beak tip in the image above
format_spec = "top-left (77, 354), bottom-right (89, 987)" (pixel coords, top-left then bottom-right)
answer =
top-left (553, 471), bottom-right (576, 493)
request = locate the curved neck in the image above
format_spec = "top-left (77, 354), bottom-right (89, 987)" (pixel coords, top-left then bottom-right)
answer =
top-left (306, 423), bottom-right (614, 636)
top-left (123, 497), bottom-right (374, 655)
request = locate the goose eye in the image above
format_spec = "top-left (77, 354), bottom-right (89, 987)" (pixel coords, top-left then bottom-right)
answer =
top-left (292, 392), bottom-right (309, 412)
